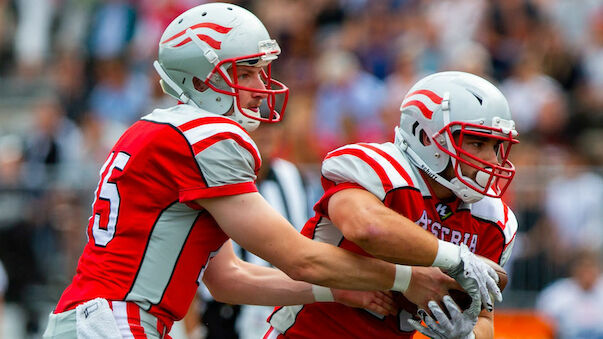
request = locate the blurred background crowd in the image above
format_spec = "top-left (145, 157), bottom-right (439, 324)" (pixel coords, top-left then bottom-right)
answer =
top-left (0, 0), bottom-right (602, 338)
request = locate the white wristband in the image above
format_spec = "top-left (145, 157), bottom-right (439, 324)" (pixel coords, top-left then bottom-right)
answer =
top-left (432, 240), bottom-right (461, 270)
top-left (312, 285), bottom-right (334, 302)
top-left (391, 265), bottom-right (412, 292)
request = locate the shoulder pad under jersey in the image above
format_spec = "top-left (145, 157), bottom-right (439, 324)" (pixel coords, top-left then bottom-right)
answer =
top-left (143, 105), bottom-right (261, 187)
top-left (322, 142), bottom-right (419, 200)
top-left (470, 197), bottom-right (518, 266)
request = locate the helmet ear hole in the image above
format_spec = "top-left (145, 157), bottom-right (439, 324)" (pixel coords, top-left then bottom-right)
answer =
top-left (419, 130), bottom-right (431, 146)
top-left (193, 77), bottom-right (209, 92)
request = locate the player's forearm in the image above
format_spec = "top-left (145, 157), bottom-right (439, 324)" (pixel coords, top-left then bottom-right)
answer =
top-left (286, 238), bottom-right (398, 291)
top-left (473, 310), bottom-right (494, 339)
top-left (210, 260), bottom-right (315, 305)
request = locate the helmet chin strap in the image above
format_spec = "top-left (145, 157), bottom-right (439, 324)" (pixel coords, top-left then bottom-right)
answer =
top-left (394, 127), bottom-right (485, 203)
top-left (153, 60), bottom-right (196, 107)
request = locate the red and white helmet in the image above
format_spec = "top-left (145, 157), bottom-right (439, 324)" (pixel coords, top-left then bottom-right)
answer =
top-left (394, 71), bottom-right (519, 203)
top-left (153, 2), bottom-right (289, 131)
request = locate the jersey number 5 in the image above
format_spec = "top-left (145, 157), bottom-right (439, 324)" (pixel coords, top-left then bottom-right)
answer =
top-left (91, 151), bottom-right (131, 246)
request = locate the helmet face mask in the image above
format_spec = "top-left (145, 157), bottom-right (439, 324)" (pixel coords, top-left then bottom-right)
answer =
top-left (437, 122), bottom-right (518, 198)
top-left (395, 71), bottom-right (519, 202)
top-left (208, 56), bottom-right (288, 123)
top-left (154, 3), bottom-right (289, 131)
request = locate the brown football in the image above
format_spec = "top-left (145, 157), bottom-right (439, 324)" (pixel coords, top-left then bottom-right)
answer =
top-left (394, 255), bottom-right (508, 314)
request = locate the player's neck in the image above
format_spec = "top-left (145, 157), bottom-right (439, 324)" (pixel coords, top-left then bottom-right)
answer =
top-left (420, 171), bottom-right (455, 201)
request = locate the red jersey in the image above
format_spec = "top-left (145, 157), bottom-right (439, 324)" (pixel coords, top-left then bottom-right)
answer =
top-left (54, 105), bottom-right (261, 330)
top-left (268, 142), bottom-right (517, 338)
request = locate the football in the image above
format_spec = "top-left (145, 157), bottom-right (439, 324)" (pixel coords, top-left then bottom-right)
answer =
top-left (395, 255), bottom-right (508, 314)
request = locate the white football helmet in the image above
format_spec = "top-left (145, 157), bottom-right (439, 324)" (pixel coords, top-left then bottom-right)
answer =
top-left (394, 71), bottom-right (519, 203)
top-left (153, 2), bottom-right (289, 131)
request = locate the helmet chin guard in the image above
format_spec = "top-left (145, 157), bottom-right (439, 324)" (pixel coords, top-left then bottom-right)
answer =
top-left (232, 106), bottom-right (261, 132)
top-left (449, 177), bottom-right (486, 204)
top-left (394, 72), bottom-right (519, 203)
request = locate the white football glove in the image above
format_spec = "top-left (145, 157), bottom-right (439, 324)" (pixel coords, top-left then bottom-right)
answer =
top-left (407, 295), bottom-right (476, 339)
top-left (447, 244), bottom-right (501, 318)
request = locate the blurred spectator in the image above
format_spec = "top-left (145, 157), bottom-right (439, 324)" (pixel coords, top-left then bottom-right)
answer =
top-left (13, 0), bottom-right (56, 78)
top-left (425, 0), bottom-right (487, 53)
top-left (576, 7), bottom-right (603, 128)
top-left (132, 0), bottom-right (192, 62)
top-left (506, 139), bottom-right (563, 291)
top-left (536, 248), bottom-right (603, 339)
top-left (478, 0), bottom-right (544, 80)
top-left (347, 2), bottom-right (397, 80)
top-left (22, 95), bottom-right (84, 189)
top-left (543, 145), bottom-right (603, 260)
top-left (536, 23), bottom-right (584, 94)
top-left (576, 129), bottom-right (603, 168)
top-left (500, 50), bottom-right (568, 142)
top-left (0, 0), bottom-right (16, 75)
top-left (0, 258), bottom-right (7, 337)
top-left (277, 91), bottom-right (322, 165)
top-left (45, 188), bottom-right (88, 286)
top-left (0, 133), bottom-right (44, 337)
top-left (53, 0), bottom-right (97, 54)
top-left (312, 49), bottom-right (386, 156)
top-left (0, 134), bottom-right (29, 227)
top-left (540, 0), bottom-right (602, 52)
top-left (444, 41), bottom-right (494, 79)
top-left (87, 0), bottom-right (137, 60)
top-left (395, 13), bottom-right (444, 76)
top-left (50, 50), bottom-right (88, 122)
top-left (88, 56), bottom-right (150, 126)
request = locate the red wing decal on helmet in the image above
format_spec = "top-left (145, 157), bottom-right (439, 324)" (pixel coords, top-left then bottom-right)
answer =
top-left (161, 22), bottom-right (233, 49)
top-left (401, 89), bottom-right (443, 119)
top-left (172, 35), bottom-right (221, 49)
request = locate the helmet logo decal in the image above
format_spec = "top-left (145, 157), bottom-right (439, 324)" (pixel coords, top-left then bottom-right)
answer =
top-left (401, 89), bottom-right (443, 119)
top-left (161, 22), bottom-right (233, 49)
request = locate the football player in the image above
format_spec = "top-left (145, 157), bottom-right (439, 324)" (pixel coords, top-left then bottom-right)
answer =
top-left (266, 72), bottom-right (518, 339)
top-left (43, 4), bottom-right (500, 338)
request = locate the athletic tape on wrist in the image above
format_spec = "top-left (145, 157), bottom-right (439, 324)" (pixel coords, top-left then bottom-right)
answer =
top-left (312, 285), bottom-right (334, 302)
top-left (432, 240), bottom-right (461, 270)
top-left (392, 265), bottom-right (412, 292)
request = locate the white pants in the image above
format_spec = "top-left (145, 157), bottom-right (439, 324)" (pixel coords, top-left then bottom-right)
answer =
top-left (43, 300), bottom-right (168, 339)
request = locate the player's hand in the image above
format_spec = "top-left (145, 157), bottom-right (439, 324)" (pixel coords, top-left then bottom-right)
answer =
top-left (447, 244), bottom-right (501, 318)
top-left (403, 266), bottom-right (461, 311)
top-left (332, 289), bottom-right (397, 316)
top-left (407, 295), bottom-right (476, 339)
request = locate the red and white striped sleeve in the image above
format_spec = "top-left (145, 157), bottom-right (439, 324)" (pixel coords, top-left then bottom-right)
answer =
top-left (176, 116), bottom-right (261, 199)
top-left (321, 143), bottom-right (416, 201)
